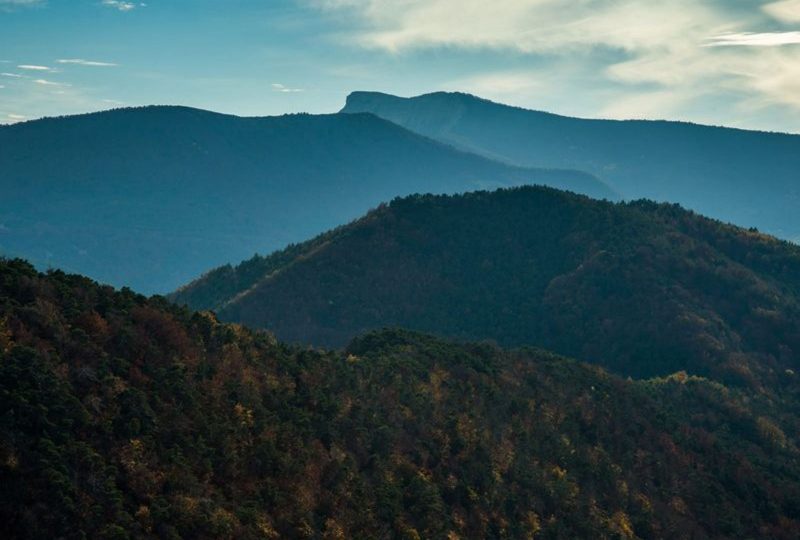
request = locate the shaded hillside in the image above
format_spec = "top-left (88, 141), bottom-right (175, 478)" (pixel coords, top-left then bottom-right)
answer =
top-left (0, 106), bottom-right (612, 294)
top-left (174, 187), bottom-right (800, 384)
top-left (3, 259), bottom-right (800, 539)
top-left (342, 91), bottom-right (800, 242)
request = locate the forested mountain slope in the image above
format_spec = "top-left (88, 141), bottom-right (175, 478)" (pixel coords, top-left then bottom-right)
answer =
top-left (0, 106), bottom-right (612, 294)
top-left (3, 258), bottom-right (800, 539)
top-left (342, 91), bottom-right (800, 242)
top-left (174, 187), bottom-right (800, 385)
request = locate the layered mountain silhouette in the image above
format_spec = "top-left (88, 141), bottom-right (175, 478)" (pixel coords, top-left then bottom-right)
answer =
top-left (174, 186), bottom-right (800, 385)
top-left (7, 95), bottom-right (800, 538)
top-left (342, 91), bottom-right (800, 242)
top-left (0, 106), bottom-right (612, 294)
top-left (3, 258), bottom-right (800, 538)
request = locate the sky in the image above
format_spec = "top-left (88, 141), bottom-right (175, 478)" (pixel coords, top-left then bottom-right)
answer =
top-left (1, 0), bottom-right (800, 133)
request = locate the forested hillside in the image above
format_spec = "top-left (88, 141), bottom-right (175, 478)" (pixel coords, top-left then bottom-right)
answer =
top-left (342, 91), bottom-right (800, 242)
top-left (3, 258), bottom-right (800, 539)
top-left (0, 106), bottom-right (612, 294)
top-left (174, 186), bottom-right (800, 385)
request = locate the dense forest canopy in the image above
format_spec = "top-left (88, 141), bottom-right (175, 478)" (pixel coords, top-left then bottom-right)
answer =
top-left (342, 91), bottom-right (800, 242)
top-left (3, 258), bottom-right (800, 539)
top-left (173, 186), bottom-right (800, 387)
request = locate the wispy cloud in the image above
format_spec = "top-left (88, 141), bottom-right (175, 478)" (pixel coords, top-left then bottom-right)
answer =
top-left (763, 0), bottom-right (800, 23)
top-left (101, 0), bottom-right (143, 11)
top-left (310, 0), bottom-right (800, 130)
top-left (1, 73), bottom-right (24, 78)
top-left (0, 0), bottom-right (43, 10)
top-left (33, 78), bottom-right (71, 87)
top-left (272, 83), bottom-right (305, 93)
top-left (1, 63), bottom-right (114, 125)
top-left (57, 58), bottom-right (118, 67)
top-left (6, 114), bottom-right (27, 123)
top-left (309, 0), bottom-right (724, 54)
top-left (706, 32), bottom-right (800, 47)
top-left (18, 64), bottom-right (52, 71)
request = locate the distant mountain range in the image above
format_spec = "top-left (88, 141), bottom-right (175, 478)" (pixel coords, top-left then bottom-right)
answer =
top-left (0, 106), bottom-right (610, 294)
top-left (6, 88), bottom-right (800, 539)
top-left (4, 258), bottom-right (800, 539)
top-left (6, 91), bottom-right (799, 296)
top-left (342, 91), bottom-right (800, 242)
top-left (173, 186), bottom-right (800, 386)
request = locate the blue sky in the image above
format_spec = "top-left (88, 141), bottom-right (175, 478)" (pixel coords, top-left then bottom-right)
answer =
top-left (2, 0), bottom-right (800, 133)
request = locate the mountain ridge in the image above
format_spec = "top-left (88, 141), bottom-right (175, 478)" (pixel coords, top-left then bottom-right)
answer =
top-left (341, 90), bottom-right (800, 242)
top-left (173, 185), bottom-right (800, 386)
top-left (344, 90), bottom-right (798, 135)
top-left (0, 105), bottom-right (613, 294)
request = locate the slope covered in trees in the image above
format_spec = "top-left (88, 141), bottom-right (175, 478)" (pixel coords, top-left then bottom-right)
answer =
top-left (0, 106), bottom-right (613, 294)
top-left (342, 91), bottom-right (800, 242)
top-left (3, 258), bottom-right (800, 539)
top-left (174, 186), bottom-right (800, 385)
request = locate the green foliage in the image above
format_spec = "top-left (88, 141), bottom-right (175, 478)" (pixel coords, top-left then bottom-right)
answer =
top-left (3, 258), bottom-right (800, 538)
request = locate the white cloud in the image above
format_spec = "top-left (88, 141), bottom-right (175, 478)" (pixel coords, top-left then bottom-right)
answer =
top-left (311, 0), bottom-right (800, 128)
top-left (57, 58), bottom-right (118, 67)
top-left (18, 64), bottom-right (51, 71)
top-left (310, 0), bottom-right (729, 54)
top-left (0, 0), bottom-right (43, 8)
top-left (0, 69), bottom-right (109, 125)
top-left (706, 32), bottom-right (800, 47)
top-left (272, 83), bottom-right (305, 93)
top-left (101, 0), bottom-right (142, 11)
top-left (730, 48), bottom-right (800, 109)
top-left (764, 0), bottom-right (800, 22)
top-left (7, 113), bottom-right (26, 121)
top-left (0, 85), bottom-right (5, 89)
top-left (1, 72), bottom-right (23, 78)
top-left (33, 78), bottom-right (71, 87)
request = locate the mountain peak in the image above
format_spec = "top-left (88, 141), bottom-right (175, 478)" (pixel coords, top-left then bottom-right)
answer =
top-left (342, 90), bottom-right (550, 116)
top-left (341, 91), bottom-right (800, 242)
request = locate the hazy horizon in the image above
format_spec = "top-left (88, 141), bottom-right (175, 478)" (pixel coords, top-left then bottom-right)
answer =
top-left (2, 0), bottom-right (800, 133)
top-left (5, 89), bottom-right (800, 137)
